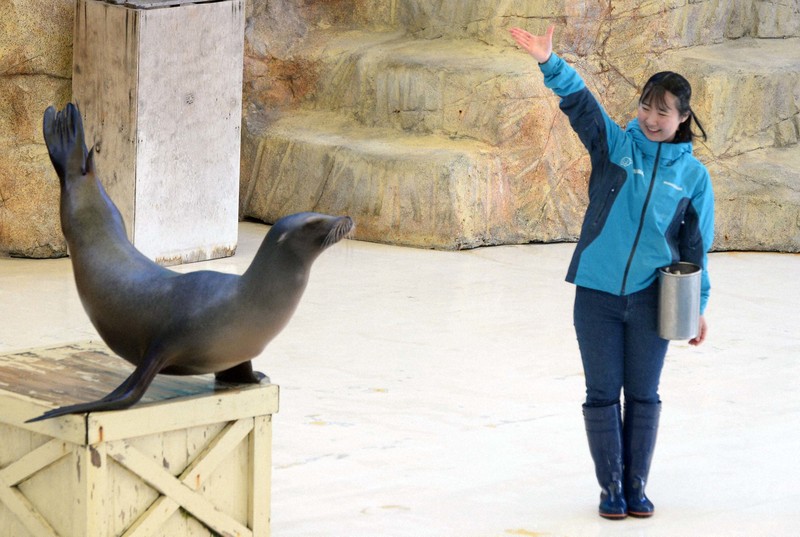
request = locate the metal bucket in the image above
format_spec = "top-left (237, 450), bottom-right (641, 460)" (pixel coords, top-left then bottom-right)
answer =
top-left (658, 262), bottom-right (701, 340)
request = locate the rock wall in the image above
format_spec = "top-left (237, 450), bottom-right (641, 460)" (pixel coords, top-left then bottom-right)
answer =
top-left (0, 0), bottom-right (72, 257)
top-left (1, 0), bottom-right (798, 256)
top-left (241, 0), bottom-right (800, 251)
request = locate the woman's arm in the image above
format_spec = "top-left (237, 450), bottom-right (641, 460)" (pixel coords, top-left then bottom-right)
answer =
top-left (689, 172), bottom-right (715, 347)
top-left (509, 26), bottom-right (626, 166)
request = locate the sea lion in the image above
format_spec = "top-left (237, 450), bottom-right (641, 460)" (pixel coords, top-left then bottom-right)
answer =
top-left (28, 103), bottom-right (353, 422)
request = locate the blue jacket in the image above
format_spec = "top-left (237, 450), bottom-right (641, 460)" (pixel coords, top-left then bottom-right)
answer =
top-left (539, 54), bottom-right (714, 313)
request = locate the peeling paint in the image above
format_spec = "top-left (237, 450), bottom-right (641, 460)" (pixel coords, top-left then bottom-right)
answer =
top-left (90, 445), bottom-right (102, 468)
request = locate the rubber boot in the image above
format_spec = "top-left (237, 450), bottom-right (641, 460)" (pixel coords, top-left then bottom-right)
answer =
top-left (623, 400), bottom-right (661, 517)
top-left (583, 403), bottom-right (627, 519)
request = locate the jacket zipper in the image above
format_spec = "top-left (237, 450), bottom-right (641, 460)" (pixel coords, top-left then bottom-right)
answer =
top-left (620, 142), bottom-right (662, 296)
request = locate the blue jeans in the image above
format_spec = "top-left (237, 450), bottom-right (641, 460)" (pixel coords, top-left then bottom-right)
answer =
top-left (573, 283), bottom-right (669, 407)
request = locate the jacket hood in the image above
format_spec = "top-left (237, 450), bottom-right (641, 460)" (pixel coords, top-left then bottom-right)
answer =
top-left (626, 118), bottom-right (693, 163)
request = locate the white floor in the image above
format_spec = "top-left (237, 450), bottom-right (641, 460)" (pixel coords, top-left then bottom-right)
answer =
top-left (1, 221), bottom-right (799, 537)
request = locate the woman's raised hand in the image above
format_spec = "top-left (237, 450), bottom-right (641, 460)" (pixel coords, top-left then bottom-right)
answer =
top-left (509, 25), bottom-right (554, 64)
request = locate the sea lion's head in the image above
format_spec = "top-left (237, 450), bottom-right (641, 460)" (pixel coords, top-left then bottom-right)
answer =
top-left (269, 212), bottom-right (354, 263)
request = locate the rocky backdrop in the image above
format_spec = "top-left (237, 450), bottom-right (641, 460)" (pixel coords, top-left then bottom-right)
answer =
top-left (1, 0), bottom-right (798, 256)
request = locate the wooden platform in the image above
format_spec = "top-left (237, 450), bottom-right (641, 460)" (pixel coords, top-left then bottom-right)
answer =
top-left (0, 342), bottom-right (279, 537)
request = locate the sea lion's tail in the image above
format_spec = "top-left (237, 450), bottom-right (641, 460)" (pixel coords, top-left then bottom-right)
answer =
top-left (42, 103), bottom-right (92, 183)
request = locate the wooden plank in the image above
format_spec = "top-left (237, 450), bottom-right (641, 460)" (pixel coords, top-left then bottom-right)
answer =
top-left (0, 343), bottom-right (122, 406)
top-left (122, 494), bottom-right (178, 537)
top-left (0, 439), bottom-right (69, 487)
top-left (107, 440), bottom-right (253, 537)
top-left (76, 444), bottom-right (111, 537)
top-left (126, 427), bottom-right (189, 536)
top-left (123, 419), bottom-right (252, 536)
top-left (0, 342), bottom-right (222, 407)
top-left (87, 383), bottom-right (278, 444)
top-left (73, 0), bottom-right (140, 240)
top-left (0, 481), bottom-right (60, 537)
top-left (183, 419), bottom-right (253, 491)
top-left (0, 393), bottom-right (88, 446)
top-left (249, 415), bottom-right (272, 537)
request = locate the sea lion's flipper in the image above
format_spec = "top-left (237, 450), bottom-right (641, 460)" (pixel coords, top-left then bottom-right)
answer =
top-left (26, 350), bottom-right (166, 423)
top-left (42, 103), bottom-right (90, 182)
top-left (215, 360), bottom-right (268, 384)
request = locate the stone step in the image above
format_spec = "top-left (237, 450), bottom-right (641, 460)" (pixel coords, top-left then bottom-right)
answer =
top-left (660, 37), bottom-right (800, 159)
top-left (242, 108), bottom-right (800, 253)
top-left (262, 0), bottom-right (799, 46)
top-left (240, 10), bottom-right (800, 253)
top-left (242, 32), bottom-right (800, 252)
top-left (709, 145), bottom-right (800, 252)
top-left (298, 32), bottom-right (799, 160)
top-left (240, 110), bottom-right (521, 249)
top-left (396, 0), bottom-right (799, 46)
top-left (304, 31), bottom-right (548, 147)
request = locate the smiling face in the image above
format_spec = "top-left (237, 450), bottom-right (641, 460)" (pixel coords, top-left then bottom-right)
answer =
top-left (637, 90), bottom-right (690, 143)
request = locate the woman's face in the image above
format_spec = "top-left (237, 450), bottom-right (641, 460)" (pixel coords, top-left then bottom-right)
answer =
top-left (637, 90), bottom-right (689, 143)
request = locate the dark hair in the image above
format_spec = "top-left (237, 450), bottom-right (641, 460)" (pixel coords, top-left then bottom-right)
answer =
top-left (639, 71), bottom-right (707, 143)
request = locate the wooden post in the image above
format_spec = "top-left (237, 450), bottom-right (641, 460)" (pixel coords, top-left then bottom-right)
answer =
top-left (72, 0), bottom-right (246, 266)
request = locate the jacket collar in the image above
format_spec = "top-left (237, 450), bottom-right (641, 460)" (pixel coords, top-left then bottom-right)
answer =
top-left (626, 119), bottom-right (693, 163)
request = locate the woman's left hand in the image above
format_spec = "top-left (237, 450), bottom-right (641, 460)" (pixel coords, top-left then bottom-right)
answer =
top-left (689, 316), bottom-right (707, 346)
top-left (509, 26), bottom-right (554, 64)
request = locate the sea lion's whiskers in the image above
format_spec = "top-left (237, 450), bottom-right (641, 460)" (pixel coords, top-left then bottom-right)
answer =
top-left (323, 218), bottom-right (355, 249)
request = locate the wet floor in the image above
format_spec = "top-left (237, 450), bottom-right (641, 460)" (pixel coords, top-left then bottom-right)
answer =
top-left (1, 221), bottom-right (798, 536)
